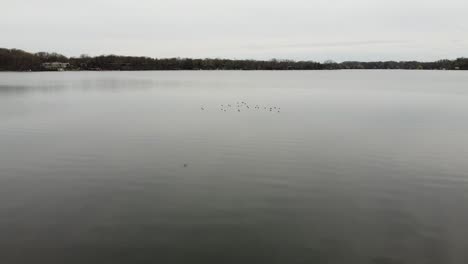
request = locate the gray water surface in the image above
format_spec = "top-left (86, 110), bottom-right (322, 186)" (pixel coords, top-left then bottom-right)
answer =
top-left (1, 71), bottom-right (468, 264)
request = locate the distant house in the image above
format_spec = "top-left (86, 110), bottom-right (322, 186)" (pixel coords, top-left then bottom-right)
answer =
top-left (41, 62), bottom-right (70, 71)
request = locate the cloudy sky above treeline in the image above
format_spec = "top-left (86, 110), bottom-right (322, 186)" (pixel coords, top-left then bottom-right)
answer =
top-left (2, 0), bottom-right (467, 61)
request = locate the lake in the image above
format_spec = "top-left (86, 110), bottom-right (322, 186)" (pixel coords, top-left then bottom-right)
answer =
top-left (1, 71), bottom-right (468, 264)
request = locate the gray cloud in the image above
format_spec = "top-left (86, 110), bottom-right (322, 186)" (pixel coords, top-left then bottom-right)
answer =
top-left (1, 0), bottom-right (467, 61)
top-left (245, 40), bottom-right (409, 50)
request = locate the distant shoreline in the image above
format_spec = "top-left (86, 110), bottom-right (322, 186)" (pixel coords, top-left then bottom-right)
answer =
top-left (1, 48), bottom-right (467, 71)
top-left (1, 69), bottom-right (467, 73)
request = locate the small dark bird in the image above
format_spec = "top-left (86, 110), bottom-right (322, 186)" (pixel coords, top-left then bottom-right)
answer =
top-left (183, 163), bottom-right (188, 167)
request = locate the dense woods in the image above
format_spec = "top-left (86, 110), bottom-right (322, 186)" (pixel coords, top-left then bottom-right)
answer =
top-left (1, 48), bottom-right (467, 71)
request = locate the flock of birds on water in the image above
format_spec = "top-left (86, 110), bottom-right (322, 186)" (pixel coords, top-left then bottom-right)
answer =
top-left (200, 101), bottom-right (281, 113)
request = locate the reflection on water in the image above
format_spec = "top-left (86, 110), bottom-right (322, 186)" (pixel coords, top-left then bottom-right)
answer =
top-left (1, 71), bottom-right (468, 264)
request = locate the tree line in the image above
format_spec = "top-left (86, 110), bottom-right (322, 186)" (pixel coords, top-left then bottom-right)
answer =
top-left (1, 48), bottom-right (467, 71)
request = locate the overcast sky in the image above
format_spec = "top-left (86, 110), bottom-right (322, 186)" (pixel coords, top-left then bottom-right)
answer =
top-left (2, 0), bottom-right (467, 61)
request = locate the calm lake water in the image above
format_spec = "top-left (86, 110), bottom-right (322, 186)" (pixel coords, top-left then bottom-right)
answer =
top-left (1, 71), bottom-right (468, 264)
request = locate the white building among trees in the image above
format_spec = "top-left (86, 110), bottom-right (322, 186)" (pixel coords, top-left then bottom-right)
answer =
top-left (41, 62), bottom-right (70, 71)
